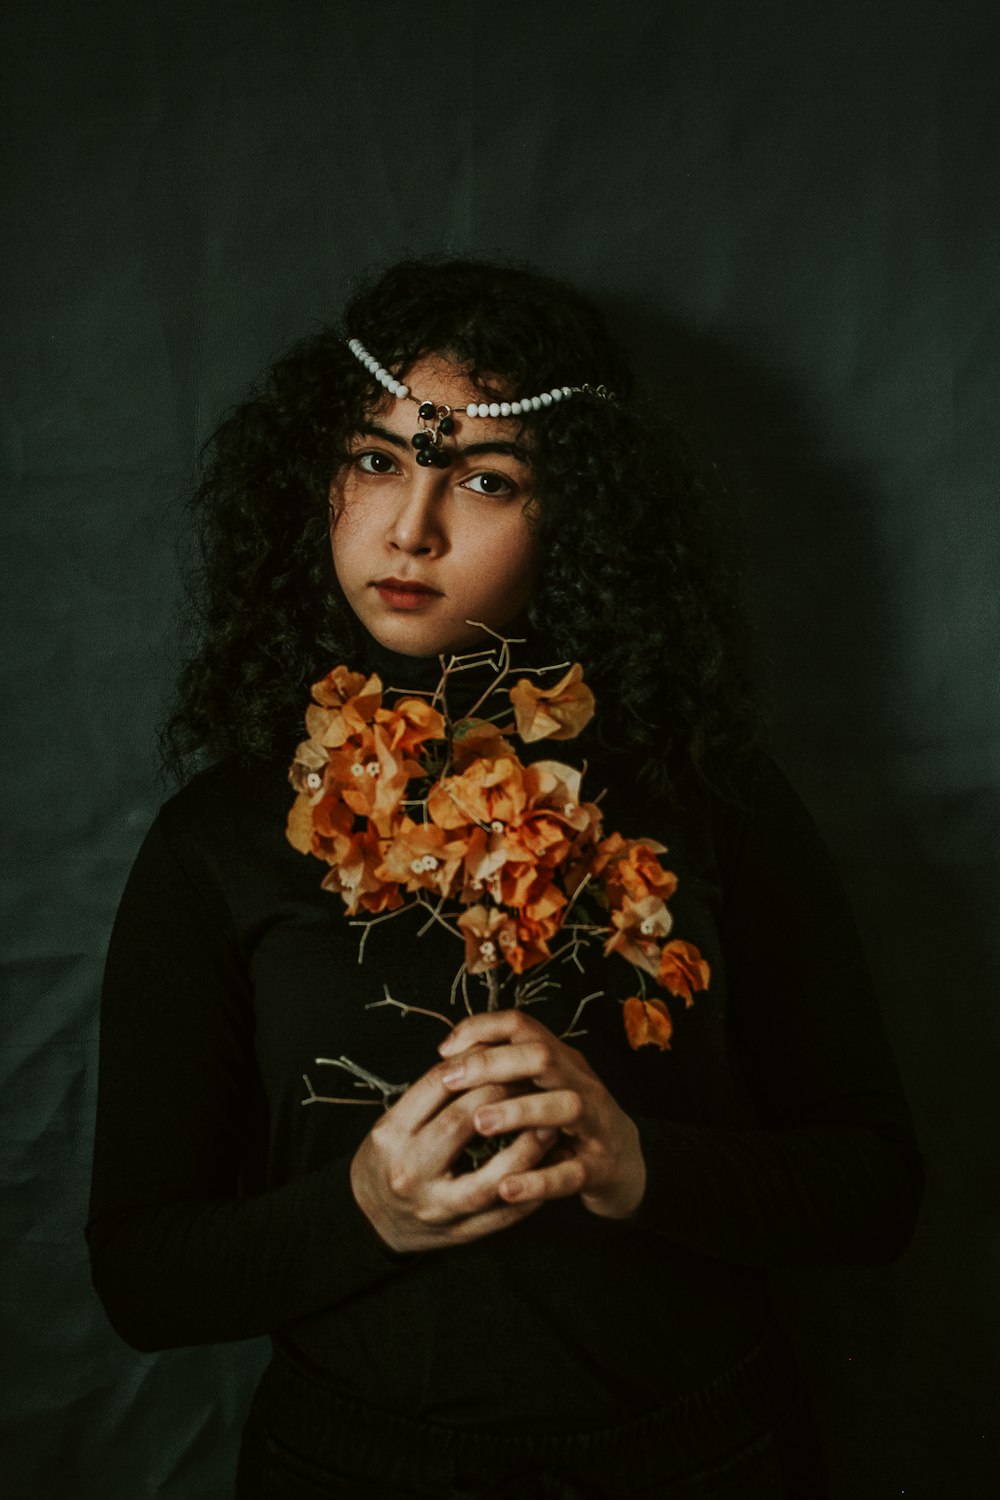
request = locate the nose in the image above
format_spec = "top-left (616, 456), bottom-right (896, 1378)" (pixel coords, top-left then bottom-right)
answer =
top-left (387, 469), bottom-right (446, 556)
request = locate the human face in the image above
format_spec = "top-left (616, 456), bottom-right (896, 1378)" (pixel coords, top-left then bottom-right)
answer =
top-left (330, 355), bottom-right (541, 656)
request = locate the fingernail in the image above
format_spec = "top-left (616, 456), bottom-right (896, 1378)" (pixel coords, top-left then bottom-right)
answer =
top-left (535, 1128), bottom-right (556, 1144)
top-left (438, 1034), bottom-right (457, 1054)
top-left (441, 1067), bottom-right (465, 1086)
top-left (476, 1109), bottom-right (499, 1132)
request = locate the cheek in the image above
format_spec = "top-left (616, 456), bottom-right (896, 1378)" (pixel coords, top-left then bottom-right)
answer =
top-left (482, 525), bottom-right (540, 596)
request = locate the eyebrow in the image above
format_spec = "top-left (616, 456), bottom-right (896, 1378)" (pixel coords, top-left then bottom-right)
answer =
top-left (354, 422), bottom-right (532, 464)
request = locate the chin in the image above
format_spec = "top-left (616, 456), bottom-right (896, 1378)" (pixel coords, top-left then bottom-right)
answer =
top-left (365, 615), bottom-right (458, 658)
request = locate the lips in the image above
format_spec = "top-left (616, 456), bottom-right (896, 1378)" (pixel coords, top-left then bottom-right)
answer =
top-left (373, 576), bottom-right (441, 596)
top-left (372, 576), bottom-right (444, 610)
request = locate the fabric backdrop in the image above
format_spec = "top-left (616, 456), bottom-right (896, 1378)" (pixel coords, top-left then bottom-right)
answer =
top-left (2, 1), bottom-right (997, 1495)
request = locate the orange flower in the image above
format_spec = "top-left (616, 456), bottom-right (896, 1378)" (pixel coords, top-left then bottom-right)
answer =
top-left (522, 760), bottom-right (603, 839)
top-left (309, 790), bottom-right (356, 863)
top-left (604, 893), bottom-right (673, 977)
top-left (319, 823), bottom-right (403, 916)
top-left (285, 792), bottom-right (317, 855)
top-left (289, 739), bottom-right (329, 799)
top-left (592, 833), bottom-right (676, 905)
top-left (457, 903), bottom-right (554, 974)
top-left (509, 663), bottom-right (596, 742)
top-left (306, 672), bottom-right (383, 748)
top-left (457, 904), bottom-right (511, 973)
top-left (623, 996), bottom-right (673, 1051)
top-left (427, 755), bottom-right (528, 830)
top-left (452, 719), bottom-right (517, 770)
top-left (311, 665), bottom-right (371, 708)
top-left (374, 697), bottom-right (446, 756)
top-left (657, 940), bottom-right (711, 1005)
top-left (461, 825), bottom-right (511, 902)
top-left (376, 817), bottom-right (469, 897)
top-left (504, 916), bottom-right (555, 972)
top-left (325, 725), bottom-right (413, 836)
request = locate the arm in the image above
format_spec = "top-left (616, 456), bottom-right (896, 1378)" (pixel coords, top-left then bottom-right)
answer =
top-left (629, 752), bottom-right (925, 1267)
top-left (435, 753), bottom-right (924, 1268)
top-left (86, 817), bottom-right (408, 1352)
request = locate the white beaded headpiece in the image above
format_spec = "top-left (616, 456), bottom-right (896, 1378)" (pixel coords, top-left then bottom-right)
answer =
top-left (345, 336), bottom-right (615, 468)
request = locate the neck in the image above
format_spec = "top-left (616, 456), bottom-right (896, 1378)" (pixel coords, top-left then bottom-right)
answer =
top-left (353, 608), bottom-right (544, 702)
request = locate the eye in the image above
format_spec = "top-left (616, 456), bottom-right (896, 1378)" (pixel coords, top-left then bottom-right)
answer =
top-left (464, 471), bottom-right (515, 497)
top-left (354, 450), bottom-right (398, 474)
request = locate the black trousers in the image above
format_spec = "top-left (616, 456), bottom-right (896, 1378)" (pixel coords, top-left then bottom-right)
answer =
top-left (234, 1324), bottom-right (828, 1500)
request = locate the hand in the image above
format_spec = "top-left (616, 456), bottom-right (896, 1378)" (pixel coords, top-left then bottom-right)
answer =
top-left (350, 1054), bottom-right (558, 1256)
top-left (437, 1010), bottom-right (647, 1220)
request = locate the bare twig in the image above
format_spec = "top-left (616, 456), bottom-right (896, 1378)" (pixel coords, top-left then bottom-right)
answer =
top-left (558, 990), bottom-right (603, 1041)
top-left (367, 984), bottom-right (452, 1030)
top-left (301, 1073), bottom-right (383, 1107)
top-left (313, 1054), bottom-right (409, 1099)
top-left (350, 905), bottom-right (410, 965)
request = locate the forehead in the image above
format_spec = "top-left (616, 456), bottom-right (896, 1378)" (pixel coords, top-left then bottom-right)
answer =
top-left (364, 353), bottom-right (526, 447)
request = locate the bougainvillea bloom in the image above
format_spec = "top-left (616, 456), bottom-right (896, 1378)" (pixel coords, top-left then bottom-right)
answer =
top-left (509, 663), bottom-right (596, 742)
top-left (622, 996), bottom-right (674, 1051)
top-left (287, 650), bottom-right (709, 1051)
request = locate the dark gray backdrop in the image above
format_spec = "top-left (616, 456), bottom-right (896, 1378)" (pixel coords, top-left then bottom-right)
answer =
top-left (2, 2), bottom-right (997, 1495)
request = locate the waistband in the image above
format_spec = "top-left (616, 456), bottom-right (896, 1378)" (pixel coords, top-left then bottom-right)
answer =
top-left (251, 1320), bottom-right (803, 1493)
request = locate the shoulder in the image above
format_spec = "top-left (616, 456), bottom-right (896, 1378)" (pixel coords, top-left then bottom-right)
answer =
top-left (156, 755), bottom-right (289, 849)
top-left (148, 754), bottom-right (297, 913)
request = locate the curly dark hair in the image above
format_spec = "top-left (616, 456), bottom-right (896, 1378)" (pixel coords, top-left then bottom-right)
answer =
top-left (163, 255), bottom-right (762, 803)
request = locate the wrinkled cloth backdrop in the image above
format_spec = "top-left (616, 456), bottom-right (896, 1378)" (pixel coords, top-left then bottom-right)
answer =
top-left (2, 2), bottom-right (997, 1496)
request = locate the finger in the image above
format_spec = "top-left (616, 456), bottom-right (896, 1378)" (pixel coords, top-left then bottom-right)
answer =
top-left (472, 1089), bottom-right (585, 1137)
top-left (440, 1039), bottom-right (567, 1093)
top-left (434, 1126), bottom-right (559, 1219)
top-left (497, 1155), bottom-right (587, 1206)
top-left (438, 1008), bottom-right (551, 1057)
top-left (381, 1054), bottom-right (494, 1138)
top-left (417, 1083), bottom-right (520, 1180)
top-left (441, 1195), bottom-right (545, 1245)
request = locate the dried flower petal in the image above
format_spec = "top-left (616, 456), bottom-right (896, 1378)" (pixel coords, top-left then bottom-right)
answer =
top-left (509, 664), bottom-right (595, 742)
top-left (657, 940), bottom-right (711, 1005)
top-left (623, 996), bottom-right (673, 1051)
top-left (604, 893), bottom-right (673, 977)
top-left (375, 697), bottom-right (446, 755)
top-left (452, 719), bottom-right (517, 770)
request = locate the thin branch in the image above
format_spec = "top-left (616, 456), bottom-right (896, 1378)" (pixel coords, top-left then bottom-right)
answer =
top-left (558, 990), bottom-right (603, 1040)
top-left (367, 984), bottom-right (453, 1030)
top-left (350, 904), bottom-right (410, 965)
top-left (301, 1074), bottom-right (383, 1107)
top-left (414, 889), bottom-right (463, 938)
top-left (314, 1054), bottom-right (409, 1099)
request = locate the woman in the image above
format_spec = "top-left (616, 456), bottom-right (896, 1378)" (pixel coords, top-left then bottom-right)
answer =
top-left (87, 257), bottom-right (924, 1497)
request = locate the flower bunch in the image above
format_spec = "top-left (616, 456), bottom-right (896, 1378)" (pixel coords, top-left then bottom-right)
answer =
top-left (286, 640), bottom-right (709, 1052)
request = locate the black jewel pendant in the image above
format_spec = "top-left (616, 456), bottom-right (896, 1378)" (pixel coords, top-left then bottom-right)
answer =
top-left (432, 450), bottom-right (452, 468)
top-left (438, 414), bottom-right (455, 435)
top-left (417, 400), bottom-right (436, 421)
top-left (415, 449), bottom-right (435, 467)
top-left (411, 431), bottom-right (432, 449)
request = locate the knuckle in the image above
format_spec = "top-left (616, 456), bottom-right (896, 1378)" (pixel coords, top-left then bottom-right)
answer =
top-left (568, 1159), bottom-right (587, 1190)
top-left (531, 1044), bottom-right (553, 1071)
top-left (414, 1201), bottom-right (445, 1227)
top-left (387, 1166), bottom-right (415, 1199)
top-left (564, 1091), bottom-right (585, 1124)
top-left (437, 1108), bottom-right (467, 1140)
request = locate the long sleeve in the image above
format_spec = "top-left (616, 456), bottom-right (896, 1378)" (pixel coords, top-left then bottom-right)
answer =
top-left (629, 752), bottom-right (925, 1267)
top-left (86, 816), bottom-right (408, 1353)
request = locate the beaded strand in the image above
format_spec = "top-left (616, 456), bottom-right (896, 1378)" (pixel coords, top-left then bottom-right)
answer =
top-left (346, 338), bottom-right (610, 417)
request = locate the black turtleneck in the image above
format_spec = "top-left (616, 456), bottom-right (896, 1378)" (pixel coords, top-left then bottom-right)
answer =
top-left (86, 625), bottom-right (923, 1431)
